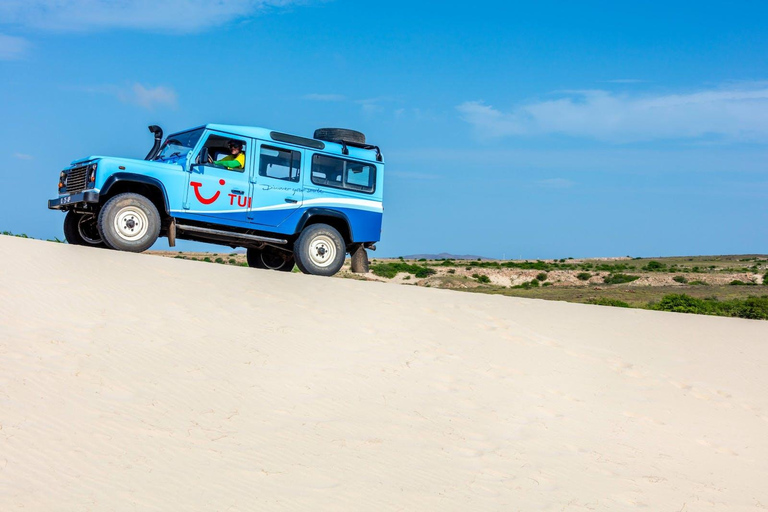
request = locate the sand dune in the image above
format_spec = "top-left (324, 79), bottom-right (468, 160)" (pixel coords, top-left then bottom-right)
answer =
top-left (1, 235), bottom-right (767, 511)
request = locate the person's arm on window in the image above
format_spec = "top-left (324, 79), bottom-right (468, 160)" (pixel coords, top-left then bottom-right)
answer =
top-left (213, 159), bottom-right (243, 169)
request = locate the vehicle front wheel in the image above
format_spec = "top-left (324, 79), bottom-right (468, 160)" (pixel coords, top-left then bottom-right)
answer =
top-left (293, 223), bottom-right (346, 276)
top-left (63, 211), bottom-right (105, 247)
top-left (98, 193), bottom-right (161, 252)
top-left (246, 247), bottom-right (295, 272)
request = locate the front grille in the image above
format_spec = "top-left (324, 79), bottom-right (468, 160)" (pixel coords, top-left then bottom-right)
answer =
top-left (66, 166), bottom-right (88, 194)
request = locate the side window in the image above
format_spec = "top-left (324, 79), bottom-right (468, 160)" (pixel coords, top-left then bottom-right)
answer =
top-left (311, 154), bottom-right (376, 194)
top-left (259, 146), bottom-right (301, 182)
top-left (345, 161), bottom-right (375, 192)
top-left (196, 134), bottom-right (247, 173)
top-left (311, 154), bottom-right (343, 186)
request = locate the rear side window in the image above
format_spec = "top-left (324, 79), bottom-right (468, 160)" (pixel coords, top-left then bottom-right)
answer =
top-left (259, 145), bottom-right (301, 182)
top-left (311, 154), bottom-right (376, 193)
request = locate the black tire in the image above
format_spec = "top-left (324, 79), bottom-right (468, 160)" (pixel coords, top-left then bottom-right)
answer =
top-left (63, 211), bottom-right (106, 247)
top-left (294, 223), bottom-right (346, 276)
top-left (97, 193), bottom-right (161, 252)
top-left (313, 128), bottom-right (366, 145)
top-left (246, 247), bottom-right (295, 272)
top-left (350, 244), bottom-right (369, 273)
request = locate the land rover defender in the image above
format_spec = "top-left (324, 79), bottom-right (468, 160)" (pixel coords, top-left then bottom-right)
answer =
top-left (48, 125), bottom-right (383, 276)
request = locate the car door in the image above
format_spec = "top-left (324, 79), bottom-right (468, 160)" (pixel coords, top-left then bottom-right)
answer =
top-left (248, 141), bottom-right (304, 227)
top-left (183, 132), bottom-right (252, 226)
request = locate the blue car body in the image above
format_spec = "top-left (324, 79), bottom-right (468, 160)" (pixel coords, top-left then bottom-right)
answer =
top-left (49, 124), bottom-right (384, 249)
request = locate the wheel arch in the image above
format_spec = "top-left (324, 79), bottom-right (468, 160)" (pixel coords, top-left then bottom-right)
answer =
top-left (100, 173), bottom-right (170, 220)
top-left (295, 208), bottom-right (353, 246)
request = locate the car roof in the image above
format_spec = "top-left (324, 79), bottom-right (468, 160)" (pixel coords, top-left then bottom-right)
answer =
top-left (199, 124), bottom-right (383, 164)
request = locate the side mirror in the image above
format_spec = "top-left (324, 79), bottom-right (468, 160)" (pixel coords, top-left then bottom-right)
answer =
top-left (197, 147), bottom-right (209, 165)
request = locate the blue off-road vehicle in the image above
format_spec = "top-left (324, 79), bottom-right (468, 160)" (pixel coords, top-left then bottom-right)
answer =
top-left (48, 125), bottom-right (383, 276)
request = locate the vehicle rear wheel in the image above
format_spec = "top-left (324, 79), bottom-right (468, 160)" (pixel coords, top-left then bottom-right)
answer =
top-left (63, 211), bottom-right (105, 248)
top-left (293, 223), bottom-right (346, 276)
top-left (246, 247), bottom-right (295, 272)
top-left (98, 193), bottom-right (161, 252)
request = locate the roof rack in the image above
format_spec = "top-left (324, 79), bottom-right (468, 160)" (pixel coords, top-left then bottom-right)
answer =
top-left (339, 140), bottom-right (383, 162)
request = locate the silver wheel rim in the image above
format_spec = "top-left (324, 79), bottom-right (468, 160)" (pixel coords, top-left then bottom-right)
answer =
top-left (113, 207), bottom-right (149, 241)
top-left (77, 214), bottom-right (102, 245)
top-left (308, 235), bottom-right (336, 268)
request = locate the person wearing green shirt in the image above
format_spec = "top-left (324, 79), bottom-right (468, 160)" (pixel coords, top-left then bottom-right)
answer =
top-left (209, 140), bottom-right (245, 169)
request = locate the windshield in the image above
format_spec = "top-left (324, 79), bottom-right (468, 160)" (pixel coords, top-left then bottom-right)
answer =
top-left (154, 128), bottom-right (204, 162)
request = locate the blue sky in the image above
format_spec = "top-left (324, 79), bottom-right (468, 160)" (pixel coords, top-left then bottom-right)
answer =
top-left (1, 0), bottom-right (767, 258)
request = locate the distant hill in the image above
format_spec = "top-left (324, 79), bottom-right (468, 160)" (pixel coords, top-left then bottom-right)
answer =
top-left (399, 252), bottom-right (490, 260)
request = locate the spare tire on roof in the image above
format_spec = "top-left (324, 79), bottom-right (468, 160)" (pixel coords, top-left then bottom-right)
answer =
top-left (313, 128), bottom-right (366, 145)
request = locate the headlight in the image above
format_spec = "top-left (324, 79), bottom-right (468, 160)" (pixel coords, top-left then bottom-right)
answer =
top-left (87, 163), bottom-right (97, 184)
top-left (59, 171), bottom-right (68, 190)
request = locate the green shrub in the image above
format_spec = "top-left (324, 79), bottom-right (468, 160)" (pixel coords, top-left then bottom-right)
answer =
top-left (763, 271), bottom-right (768, 285)
top-left (688, 280), bottom-right (709, 286)
top-left (528, 279), bottom-right (539, 287)
top-left (650, 294), bottom-right (768, 320)
top-left (588, 298), bottom-right (630, 308)
top-left (650, 294), bottom-right (707, 314)
top-left (228, 258), bottom-right (236, 264)
top-left (603, 273), bottom-right (640, 285)
top-left (733, 296), bottom-right (768, 320)
top-left (403, 275), bottom-right (411, 280)
top-left (476, 275), bottom-right (491, 284)
top-left (418, 258), bottom-right (427, 262)
top-left (500, 260), bottom-right (551, 271)
top-left (447, 269), bottom-right (456, 274)
top-left (729, 280), bottom-right (756, 286)
top-left (542, 282), bottom-right (552, 287)
top-left (644, 261), bottom-right (665, 271)
top-left (203, 257), bottom-right (212, 262)
top-left (535, 272), bottom-right (548, 282)
top-left (1, 231), bottom-right (29, 238)
top-left (577, 272), bottom-right (592, 281)
top-left (370, 262), bottom-right (436, 279)
top-left (672, 275), bottom-right (688, 284)
top-left (215, 257), bottom-right (224, 264)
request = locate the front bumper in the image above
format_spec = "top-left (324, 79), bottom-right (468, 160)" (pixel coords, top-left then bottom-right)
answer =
top-left (48, 190), bottom-right (100, 210)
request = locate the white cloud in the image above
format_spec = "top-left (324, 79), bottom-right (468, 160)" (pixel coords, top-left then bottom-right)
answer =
top-left (0, 0), bottom-right (306, 33)
top-left (0, 33), bottom-right (29, 60)
top-left (301, 93), bottom-right (399, 115)
top-left (13, 152), bottom-right (34, 160)
top-left (458, 84), bottom-right (768, 143)
top-left (120, 83), bottom-right (178, 109)
top-left (78, 83), bottom-right (178, 110)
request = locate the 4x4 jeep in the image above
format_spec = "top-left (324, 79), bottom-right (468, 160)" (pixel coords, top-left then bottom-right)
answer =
top-left (48, 125), bottom-right (384, 276)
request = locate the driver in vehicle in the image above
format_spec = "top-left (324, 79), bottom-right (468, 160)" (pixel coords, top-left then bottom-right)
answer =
top-left (209, 140), bottom-right (245, 169)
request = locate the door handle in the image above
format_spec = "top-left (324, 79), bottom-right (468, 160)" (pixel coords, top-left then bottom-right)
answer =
top-left (284, 198), bottom-right (298, 204)
top-left (231, 189), bottom-right (244, 195)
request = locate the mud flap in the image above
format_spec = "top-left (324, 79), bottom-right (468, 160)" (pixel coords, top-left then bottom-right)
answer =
top-left (350, 244), bottom-right (369, 273)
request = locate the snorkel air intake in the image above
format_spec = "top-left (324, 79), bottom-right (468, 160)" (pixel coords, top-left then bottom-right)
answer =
top-left (144, 125), bottom-right (163, 160)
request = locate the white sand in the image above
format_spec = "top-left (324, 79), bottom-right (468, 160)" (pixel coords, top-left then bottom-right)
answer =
top-left (1, 235), bottom-right (768, 511)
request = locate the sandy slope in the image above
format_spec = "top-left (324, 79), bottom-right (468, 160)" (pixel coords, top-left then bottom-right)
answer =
top-left (1, 236), bottom-right (767, 511)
